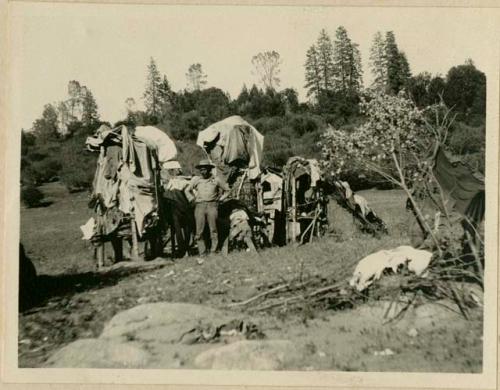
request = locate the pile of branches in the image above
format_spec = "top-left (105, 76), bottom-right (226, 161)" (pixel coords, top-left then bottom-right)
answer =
top-left (227, 256), bottom-right (483, 320)
top-left (227, 274), bottom-right (374, 315)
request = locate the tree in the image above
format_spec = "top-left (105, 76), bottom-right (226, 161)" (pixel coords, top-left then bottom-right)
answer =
top-left (281, 88), bottom-right (299, 114)
top-left (81, 89), bottom-right (99, 127)
top-left (398, 51), bottom-right (412, 86)
top-left (251, 50), bottom-right (282, 90)
top-left (143, 57), bottom-right (162, 118)
top-left (428, 75), bottom-right (446, 103)
top-left (304, 44), bottom-right (322, 99)
top-left (385, 31), bottom-right (411, 94)
top-left (246, 85), bottom-right (266, 118)
top-left (332, 26), bottom-right (363, 95)
top-left (320, 93), bottom-right (457, 253)
top-left (315, 29), bottom-right (335, 91)
top-left (369, 31), bottom-right (388, 91)
top-left (407, 72), bottom-right (433, 108)
top-left (158, 75), bottom-right (174, 118)
top-left (33, 104), bottom-right (59, 142)
top-left (67, 80), bottom-right (82, 118)
top-left (443, 59), bottom-right (486, 123)
top-left (186, 63), bottom-right (207, 92)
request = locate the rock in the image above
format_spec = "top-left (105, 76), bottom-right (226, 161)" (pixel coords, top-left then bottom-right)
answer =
top-left (194, 340), bottom-right (302, 370)
top-left (45, 339), bottom-right (150, 368)
top-left (100, 302), bottom-right (233, 342)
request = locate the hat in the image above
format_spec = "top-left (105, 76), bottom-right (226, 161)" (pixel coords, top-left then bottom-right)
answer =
top-left (195, 159), bottom-right (215, 169)
top-left (162, 160), bottom-right (182, 170)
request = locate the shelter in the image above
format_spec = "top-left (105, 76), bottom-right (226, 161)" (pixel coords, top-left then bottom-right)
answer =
top-left (282, 157), bottom-right (329, 243)
top-left (197, 116), bottom-right (268, 247)
top-left (82, 125), bottom-right (179, 266)
top-left (197, 115), bottom-right (264, 181)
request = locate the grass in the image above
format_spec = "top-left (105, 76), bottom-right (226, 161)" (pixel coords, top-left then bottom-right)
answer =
top-left (18, 182), bottom-right (482, 371)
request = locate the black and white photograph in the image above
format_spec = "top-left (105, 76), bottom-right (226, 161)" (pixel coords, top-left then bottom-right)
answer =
top-left (2, 1), bottom-right (499, 388)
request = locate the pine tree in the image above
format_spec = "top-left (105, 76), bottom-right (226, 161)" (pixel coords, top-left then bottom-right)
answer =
top-left (143, 57), bottom-right (162, 117)
top-left (332, 26), bottom-right (363, 95)
top-left (304, 44), bottom-right (322, 99)
top-left (384, 31), bottom-right (411, 94)
top-left (397, 51), bottom-right (412, 89)
top-left (186, 63), bottom-right (207, 91)
top-left (81, 89), bottom-right (99, 127)
top-left (315, 29), bottom-right (335, 91)
top-left (369, 31), bottom-right (388, 91)
top-left (158, 75), bottom-right (174, 117)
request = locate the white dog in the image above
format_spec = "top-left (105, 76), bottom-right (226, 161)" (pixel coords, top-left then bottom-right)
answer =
top-left (349, 246), bottom-right (433, 292)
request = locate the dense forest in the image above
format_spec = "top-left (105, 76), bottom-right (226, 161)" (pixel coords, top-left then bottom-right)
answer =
top-left (20, 27), bottom-right (486, 206)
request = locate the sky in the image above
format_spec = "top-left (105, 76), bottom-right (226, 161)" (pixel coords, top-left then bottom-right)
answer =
top-left (8, 3), bottom-right (498, 133)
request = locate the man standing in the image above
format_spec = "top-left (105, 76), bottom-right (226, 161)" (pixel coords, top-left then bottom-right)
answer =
top-left (187, 159), bottom-right (230, 256)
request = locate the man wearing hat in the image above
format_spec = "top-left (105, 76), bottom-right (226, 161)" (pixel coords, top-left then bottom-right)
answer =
top-left (186, 159), bottom-right (230, 256)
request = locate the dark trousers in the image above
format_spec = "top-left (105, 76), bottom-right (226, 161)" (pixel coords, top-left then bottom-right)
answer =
top-left (194, 201), bottom-right (218, 255)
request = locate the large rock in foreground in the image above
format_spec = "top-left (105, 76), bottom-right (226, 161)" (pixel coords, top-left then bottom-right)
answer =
top-left (194, 340), bottom-right (302, 370)
top-left (100, 302), bottom-right (232, 342)
top-left (45, 338), bottom-right (150, 368)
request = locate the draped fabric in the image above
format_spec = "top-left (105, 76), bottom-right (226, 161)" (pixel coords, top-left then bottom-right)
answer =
top-left (86, 126), bottom-right (161, 240)
top-left (433, 148), bottom-right (485, 223)
top-left (197, 116), bottom-right (264, 180)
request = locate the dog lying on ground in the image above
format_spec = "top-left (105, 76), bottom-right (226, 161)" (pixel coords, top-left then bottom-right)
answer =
top-left (349, 246), bottom-right (433, 292)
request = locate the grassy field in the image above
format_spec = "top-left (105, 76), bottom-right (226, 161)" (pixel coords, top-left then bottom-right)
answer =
top-left (18, 182), bottom-right (483, 371)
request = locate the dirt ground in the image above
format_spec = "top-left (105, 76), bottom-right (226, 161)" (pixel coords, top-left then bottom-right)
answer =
top-left (18, 182), bottom-right (483, 371)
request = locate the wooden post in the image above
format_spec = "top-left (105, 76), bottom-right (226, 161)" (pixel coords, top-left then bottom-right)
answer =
top-left (130, 215), bottom-right (141, 262)
top-left (97, 242), bottom-right (105, 269)
top-left (291, 179), bottom-right (297, 243)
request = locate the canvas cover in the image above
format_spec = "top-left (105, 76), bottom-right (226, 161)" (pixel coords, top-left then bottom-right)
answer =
top-left (135, 125), bottom-right (178, 165)
top-left (433, 148), bottom-right (485, 223)
top-left (197, 116), bottom-right (264, 180)
top-left (86, 125), bottom-right (160, 238)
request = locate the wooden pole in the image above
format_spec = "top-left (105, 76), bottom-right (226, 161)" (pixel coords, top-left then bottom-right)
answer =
top-left (97, 242), bottom-right (105, 269)
top-left (291, 179), bottom-right (297, 243)
top-left (130, 214), bottom-right (140, 262)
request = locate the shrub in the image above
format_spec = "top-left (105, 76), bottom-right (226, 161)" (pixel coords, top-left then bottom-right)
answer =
top-left (59, 133), bottom-right (96, 191)
top-left (21, 185), bottom-right (44, 208)
top-left (448, 122), bottom-right (485, 155)
top-left (289, 115), bottom-right (319, 136)
top-left (253, 116), bottom-right (286, 134)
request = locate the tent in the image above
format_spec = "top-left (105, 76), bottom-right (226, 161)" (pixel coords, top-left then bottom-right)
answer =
top-left (197, 115), bottom-right (264, 180)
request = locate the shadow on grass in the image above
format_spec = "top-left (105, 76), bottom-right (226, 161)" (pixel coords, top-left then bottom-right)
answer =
top-left (19, 260), bottom-right (170, 313)
top-left (24, 200), bottom-right (54, 209)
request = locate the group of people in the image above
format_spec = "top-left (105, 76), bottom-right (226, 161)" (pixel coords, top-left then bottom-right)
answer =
top-left (161, 158), bottom-right (256, 258)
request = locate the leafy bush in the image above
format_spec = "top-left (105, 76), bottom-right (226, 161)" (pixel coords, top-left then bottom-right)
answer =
top-left (447, 122), bottom-right (485, 155)
top-left (252, 116), bottom-right (286, 134)
top-left (59, 134), bottom-right (97, 192)
top-left (21, 185), bottom-right (44, 208)
top-left (289, 115), bottom-right (319, 136)
top-left (24, 158), bottom-right (62, 185)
